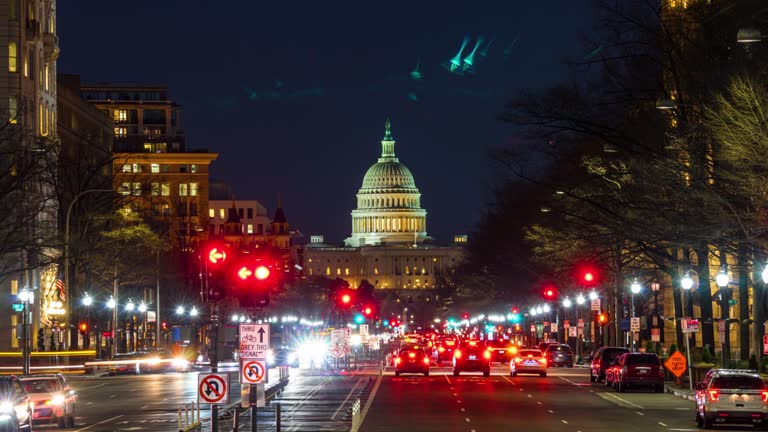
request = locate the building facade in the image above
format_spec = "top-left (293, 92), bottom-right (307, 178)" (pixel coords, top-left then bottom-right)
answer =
top-left (0, 0), bottom-right (60, 351)
top-left (305, 118), bottom-right (465, 290)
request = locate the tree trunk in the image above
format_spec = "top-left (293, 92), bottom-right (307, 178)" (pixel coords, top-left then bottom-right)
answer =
top-left (696, 246), bottom-right (715, 350)
top-left (738, 244), bottom-right (750, 361)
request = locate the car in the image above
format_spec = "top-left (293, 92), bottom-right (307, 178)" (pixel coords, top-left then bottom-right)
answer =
top-left (590, 346), bottom-right (629, 382)
top-left (613, 352), bottom-right (664, 393)
top-left (268, 348), bottom-right (299, 368)
top-left (695, 369), bottom-right (768, 429)
top-left (485, 340), bottom-right (516, 364)
top-left (20, 374), bottom-right (76, 428)
top-left (394, 346), bottom-right (430, 377)
top-left (538, 341), bottom-right (557, 352)
top-left (0, 376), bottom-right (32, 431)
top-left (510, 349), bottom-right (547, 377)
top-left (434, 337), bottom-right (459, 365)
top-left (544, 344), bottom-right (574, 367)
top-left (453, 340), bottom-right (491, 377)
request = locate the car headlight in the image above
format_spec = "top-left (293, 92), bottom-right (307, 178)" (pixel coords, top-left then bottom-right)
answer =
top-left (172, 358), bottom-right (189, 368)
top-left (47, 395), bottom-right (66, 405)
top-left (0, 401), bottom-right (13, 413)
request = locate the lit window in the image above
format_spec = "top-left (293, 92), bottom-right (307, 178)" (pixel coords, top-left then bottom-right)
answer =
top-left (8, 96), bottom-right (17, 124)
top-left (161, 183), bottom-right (170, 196)
top-left (44, 64), bottom-right (48, 91)
top-left (191, 164), bottom-right (197, 173)
top-left (132, 183), bottom-right (142, 195)
top-left (247, 224), bottom-right (253, 234)
top-left (219, 208), bottom-right (225, 219)
top-left (122, 164), bottom-right (131, 173)
top-left (326, 267), bottom-right (331, 276)
top-left (208, 208), bottom-right (214, 218)
top-left (151, 183), bottom-right (159, 196)
top-left (120, 182), bottom-right (130, 195)
top-left (114, 110), bottom-right (127, 122)
top-left (336, 268), bottom-right (341, 276)
top-left (22, 49), bottom-right (27, 77)
top-left (132, 163), bottom-right (141, 173)
top-left (344, 268), bottom-right (350, 276)
top-left (39, 104), bottom-right (46, 136)
top-left (189, 183), bottom-right (198, 196)
top-left (8, 42), bottom-right (16, 72)
top-left (151, 163), bottom-right (159, 173)
top-left (115, 127), bottom-right (126, 137)
top-left (179, 184), bottom-right (188, 196)
top-left (309, 269), bottom-right (314, 276)
top-left (374, 267), bottom-right (379, 275)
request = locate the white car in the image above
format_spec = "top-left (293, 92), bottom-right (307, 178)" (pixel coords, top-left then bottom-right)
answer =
top-left (695, 370), bottom-right (768, 429)
top-left (510, 349), bottom-right (547, 377)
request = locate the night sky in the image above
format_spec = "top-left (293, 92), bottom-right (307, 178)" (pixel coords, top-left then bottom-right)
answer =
top-left (58, 2), bottom-right (594, 244)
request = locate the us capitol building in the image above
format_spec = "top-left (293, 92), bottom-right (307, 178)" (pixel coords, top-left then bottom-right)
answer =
top-left (304, 118), bottom-right (466, 290)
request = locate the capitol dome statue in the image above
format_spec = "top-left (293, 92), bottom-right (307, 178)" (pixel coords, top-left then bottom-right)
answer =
top-left (345, 118), bottom-right (430, 247)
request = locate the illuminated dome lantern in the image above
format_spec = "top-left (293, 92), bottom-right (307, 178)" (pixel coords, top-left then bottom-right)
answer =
top-left (345, 118), bottom-right (430, 247)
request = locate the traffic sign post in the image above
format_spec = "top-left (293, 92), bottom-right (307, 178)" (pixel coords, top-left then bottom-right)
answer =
top-left (239, 324), bottom-right (270, 358)
top-left (763, 335), bottom-right (768, 355)
top-left (198, 373), bottom-right (229, 405)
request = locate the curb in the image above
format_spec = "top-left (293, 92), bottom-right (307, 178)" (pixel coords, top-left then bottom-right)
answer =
top-left (665, 384), bottom-right (695, 401)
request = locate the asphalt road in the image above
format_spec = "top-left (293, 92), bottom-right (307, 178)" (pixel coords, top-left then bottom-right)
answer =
top-left (360, 365), bottom-right (761, 432)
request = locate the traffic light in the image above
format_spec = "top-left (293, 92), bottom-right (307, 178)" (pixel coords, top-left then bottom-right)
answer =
top-left (37, 328), bottom-right (44, 351)
top-left (543, 285), bottom-right (558, 301)
top-left (363, 305), bottom-right (374, 317)
top-left (205, 243), bottom-right (230, 303)
top-left (79, 322), bottom-right (88, 333)
top-left (579, 267), bottom-right (599, 287)
top-left (510, 307), bottom-right (521, 323)
top-left (354, 314), bottom-right (365, 324)
top-left (462, 313), bottom-right (469, 320)
top-left (161, 322), bottom-right (168, 331)
top-left (598, 312), bottom-right (608, 326)
top-left (232, 252), bottom-right (280, 307)
top-left (338, 290), bottom-right (354, 308)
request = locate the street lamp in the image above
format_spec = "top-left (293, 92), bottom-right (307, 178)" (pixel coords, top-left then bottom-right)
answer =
top-left (18, 288), bottom-right (32, 375)
top-left (176, 306), bottom-right (185, 315)
top-left (190, 306), bottom-right (198, 317)
top-left (536, 306), bottom-right (543, 315)
top-left (630, 279), bottom-right (641, 352)
top-left (81, 293), bottom-right (92, 350)
top-left (562, 297), bottom-right (572, 308)
top-left (542, 304), bottom-right (551, 313)
top-left (589, 291), bottom-right (598, 301)
top-left (126, 299), bottom-right (135, 312)
top-left (81, 293), bottom-right (92, 307)
top-left (716, 268), bottom-right (732, 366)
top-left (576, 293), bottom-right (586, 305)
top-left (650, 281), bottom-right (661, 352)
top-left (64, 189), bottom-right (115, 349)
top-left (681, 272), bottom-right (694, 391)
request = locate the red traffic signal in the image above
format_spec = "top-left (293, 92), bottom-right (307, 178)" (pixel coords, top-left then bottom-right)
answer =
top-left (338, 290), bottom-right (353, 307)
top-left (363, 306), bottom-right (373, 316)
top-left (579, 267), bottom-right (599, 286)
top-left (79, 323), bottom-right (88, 333)
top-left (511, 307), bottom-right (519, 314)
top-left (207, 245), bottom-right (228, 265)
top-left (462, 313), bottom-right (469, 320)
top-left (255, 265), bottom-right (270, 280)
top-left (543, 286), bottom-right (558, 301)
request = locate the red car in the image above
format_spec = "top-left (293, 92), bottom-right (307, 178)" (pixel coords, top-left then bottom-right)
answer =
top-left (613, 352), bottom-right (664, 393)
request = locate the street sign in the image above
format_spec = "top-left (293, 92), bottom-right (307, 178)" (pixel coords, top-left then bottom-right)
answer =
top-left (563, 320), bottom-right (570, 329)
top-left (591, 298), bottom-right (601, 311)
top-left (651, 328), bottom-right (660, 342)
top-left (568, 327), bottom-right (577, 337)
top-left (630, 317), bottom-right (640, 332)
top-left (198, 373), bottom-right (229, 404)
top-left (664, 351), bottom-right (687, 378)
top-left (577, 319), bottom-right (584, 328)
top-left (682, 318), bottom-right (699, 333)
top-left (620, 319), bottom-right (630, 332)
top-left (239, 324), bottom-right (269, 359)
top-left (359, 324), bottom-right (369, 342)
top-left (11, 303), bottom-right (23, 312)
top-left (550, 323), bottom-right (557, 333)
top-left (763, 335), bottom-right (768, 355)
top-left (240, 359), bottom-right (266, 384)
top-left (529, 325), bottom-right (535, 332)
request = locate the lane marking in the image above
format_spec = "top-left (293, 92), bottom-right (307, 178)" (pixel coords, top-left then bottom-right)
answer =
top-left (74, 383), bottom-right (107, 391)
top-left (548, 409), bottom-right (554, 414)
top-left (465, 418), bottom-right (471, 422)
top-left (562, 420), bottom-right (569, 424)
top-left (453, 393), bottom-right (459, 396)
top-left (536, 402), bottom-right (542, 405)
top-left (600, 392), bottom-right (644, 409)
top-left (457, 400), bottom-right (462, 404)
top-left (501, 376), bottom-right (515, 385)
top-left (357, 374), bottom-right (383, 432)
top-left (332, 377), bottom-right (364, 421)
top-left (109, 394), bottom-right (117, 398)
top-left (444, 375), bottom-right (452, 384)
top-left (635, 411), bottom-right (644, 416)
top-left (141, 405), bottom-right (148, 409)
top-left (658, 422), bottom-right (668, 427)
top-left (461, 408), bottom-right (466, 412)
top-left (75, 415), bottom-right (124, 432)
top-left (527, 394), bottom-right (532, 398)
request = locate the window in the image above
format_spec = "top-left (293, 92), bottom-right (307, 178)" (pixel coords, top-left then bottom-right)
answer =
top-left (8, 42), bottom-right (16, 72)
top-left (344, 268), bottom-right (350, 276)
top-left (179, 184), bottom-right (188, 196)
top-left (191, 164), bottom-right (197, 173)
top-left (160, 164), bottom-right (169, 173)
top-left (208, 208), bottom-right (214, 218)
top-left (114, 110), bottom-right (127, 122)
top-left (151, 183), bottom-right (159, 196)
top-left (247, 224), bottom-right (253, 234)
top-left (132, 163), bottom-right (141, 173)
top-left (247, 208), bottom-right (253, 218)
top-left (219, 208), bottom-right (225, 219)
top-left (122, 164), bottom-right (131, 173)
top-left (9, 0), bottom-right (18, 20)
top-left (39, 104), bottom-right (47, 136)
top-left (132, 183), bottom-right (142, 196)
top-left (44, 64), bottom-right (49, 91)
top-left (120, 182), bottom-right (130, 195)
top-left (23, 47), bottom-right (28, 77)
top-left (257, 224), bottom-right (263, 234)
top-left (161, 183), bottom-right (170, 196)
top-left (238, 208), bottom-right (244, 218)
top-left (9, 96), bottom-right (17, 124)
top-left (115, 127), bottom-right (126, 137)
top-left (180, 165), bottom-right (186, 173)
top-left (189, 183), bottom-right (198, 196)
top-left (151, 163), bottom-right (159, 173)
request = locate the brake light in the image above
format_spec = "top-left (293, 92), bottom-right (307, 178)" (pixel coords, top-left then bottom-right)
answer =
top-left (446, 341), bottom-right (455, 346)
top-left (484, 351), bottom-right (491, 360)
top-left (409, 352), bottom-right (416, 358)
top-left (454, 350), bottom-right (462, 359)
top-left (762, 391), bottom-right (768, 403)
top-left (438, 347), bottom-right (445, 353)
top-left (394, 357), bottom-right (401, 365)
top-left (423, 357), bottom-right (430, 365)
top-left (527, 354), bottom-right (533, 358)
top-left (469, 341), bottom-right (477, 346)
top-left (709, 390), bottom-right (719, 402)
top-left (514, 357), bottom-right (522, 363)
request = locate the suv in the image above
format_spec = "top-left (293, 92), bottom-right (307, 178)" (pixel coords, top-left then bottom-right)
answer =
top-left (486, 340), bottom-right (516, 364)
top-left (453, 341), bottom-right (491, 377)
top-left (613, 353), bottom-right (664, 393)
top-left (394, 346), bottom-right (430, 377)
top-left (695, 370), bottom-right (768, 429)
top-left (20, 374), bottom-right (77, 427)
top-left (0, 376), bottom-right (32, 431)
top-left (590, 346), bottom-right (629, 382)
top-left (544, 344), bottom-right (574, 367)
top-left (434, 337), bottom-right (459, 365)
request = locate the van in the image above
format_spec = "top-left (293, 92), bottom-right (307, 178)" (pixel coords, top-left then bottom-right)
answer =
top-left (590, 346), bottom-right (629, 382)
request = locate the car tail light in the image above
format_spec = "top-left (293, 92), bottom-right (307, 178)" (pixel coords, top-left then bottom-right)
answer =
top-left (454, 350), bottom-right (462, 359)
top-left (469, 341), bottom-right (477, 346)
top-left (540, 358), bottom-right (547, 366)
top-left (394, 357), bottom-right (401, 365)
top-left (762, 391), bottom-right (768, 403)
top-left (438, 347), bottom-right (445, 353)
top-left (484, 351), bottom-right (491, 359)
top-left (423, 357), bottom-right (430, 365)
top-left (708, 390), bottom-right (719, 402)
top-left (514, 357), bottom-right (522, 363)
top-left (446, 341), bottom-right (455, 346)
top-left (409, 352), bottom-right (416, 359)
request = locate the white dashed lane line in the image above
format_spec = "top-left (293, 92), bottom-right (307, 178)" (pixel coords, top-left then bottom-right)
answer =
top-left (536, 402), bottom-right (542, 405)
top-left (635, 411), bottom-right (644, 416)
top-left (465, 418), bottom-right (471, 422)
top-left (658, 422), bottom-right (668, 427)
top-left (461, 408), bottom-right (466, 412)
top-left (547, 410), bottom-right (554, 414)
top-left (561, 420), bottom-right (569, 424)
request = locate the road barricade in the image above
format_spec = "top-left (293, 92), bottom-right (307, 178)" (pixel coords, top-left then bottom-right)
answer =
top-left (177, 401), bottom-right (201, 432)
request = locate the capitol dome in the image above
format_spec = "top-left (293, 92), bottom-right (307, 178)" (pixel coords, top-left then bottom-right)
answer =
top-left (345, 118), bottom-right (430, 247)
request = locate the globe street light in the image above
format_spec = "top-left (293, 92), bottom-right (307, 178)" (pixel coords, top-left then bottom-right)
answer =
top-left (82, 293), bottom-right (92, 307)
top-left (125, 299), bottom-right (135, 312)
top-left (107, 296), bottom-right (115, 309)
top-left (536, 306), bottom-right (543, 315)
top-left (589, 291), bottom-right (598, 301)
top-left (630, 280), bottom-right (641, 352)
top-left (542, 304), bottom-right (551, 314)
top-left (138, 302), bottom-right (147, 313)
top-left (716, 268), bottom-right (731, 366)
top-left (190, 306), bottom-right (198, 317)
top-left (576, 293), bottom-right (586, 305)
top-left (681, 273), bottom-right (694, 290)
top-left (680, 273), bottom-right (694, 391)
top-left (563, 297), bottom-right (572, 308)
top-left (176, 306), bottom-right (185, 315)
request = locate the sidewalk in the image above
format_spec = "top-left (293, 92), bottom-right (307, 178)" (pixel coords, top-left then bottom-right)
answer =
top-left (665, 382), bottom-right (695, 401)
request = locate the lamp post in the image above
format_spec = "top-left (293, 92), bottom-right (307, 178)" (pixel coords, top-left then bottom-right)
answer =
top-left (107, 296), bottom-right (116, 358)
top-left (126, 299), bottom-right (135, 352)
top-left (716, 268), bottom-right (731, 367)
top-left (138, 301), bottom-right (147, 350)
top-left (64, 189), bottom-right (114, 349)
top-left (18, 288), bottom-right (32, 375)
top-left (81, 293), bottom-right (92, 349)
top-left (630, 280), bottom-right (641, 352)
top-left (681, 273), bottom-right (694, 391)
top-left (650, 281), bottom-right (661, 353)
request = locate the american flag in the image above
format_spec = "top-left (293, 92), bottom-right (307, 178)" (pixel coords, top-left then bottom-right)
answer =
top-left (55, 277), bottom-right (65, 301)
